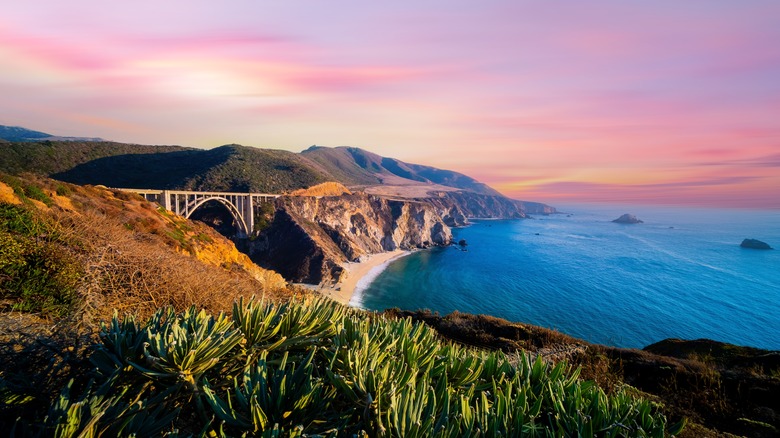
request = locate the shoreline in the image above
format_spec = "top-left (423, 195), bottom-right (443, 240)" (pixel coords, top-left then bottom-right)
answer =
top-left (302, 250), bottom-right (412, 306)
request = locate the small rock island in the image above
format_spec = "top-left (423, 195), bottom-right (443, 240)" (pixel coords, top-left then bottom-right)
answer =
top-left (612, 213), bottom-right (643, 224)
top-left (740, 238), bottom-right (773, 250)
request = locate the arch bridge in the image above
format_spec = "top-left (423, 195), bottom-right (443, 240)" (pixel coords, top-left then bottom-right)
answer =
top-left (119, 189), bottom-right (280, 238)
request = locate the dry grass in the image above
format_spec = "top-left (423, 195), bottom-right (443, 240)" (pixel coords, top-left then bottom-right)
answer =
top-left (3, 175), bottom-right (291, 325)
top-left (59, 196), bottom-right (288, 322)
top-left (289, 181), bottom-right (352, 196)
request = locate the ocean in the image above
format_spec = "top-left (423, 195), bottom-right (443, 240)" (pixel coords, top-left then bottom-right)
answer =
top-left (353, 204), bottom-right (780, 350)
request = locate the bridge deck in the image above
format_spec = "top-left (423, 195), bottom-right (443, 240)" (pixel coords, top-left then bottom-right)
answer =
top-left (117, 188), bottom-right (281, 197)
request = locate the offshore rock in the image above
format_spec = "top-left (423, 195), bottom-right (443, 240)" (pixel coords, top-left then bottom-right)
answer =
top-left (612, 213), bottom-right (643, 224)
top-left (740, 238), bottom-right (773, 250)
top-left (248, 193), bottom-right (452, 284)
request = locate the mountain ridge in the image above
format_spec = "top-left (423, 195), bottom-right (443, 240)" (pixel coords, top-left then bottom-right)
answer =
top-left (301, 145), bottom-right (503, 197)
top-left (0, 126), bottom-right (555, 215)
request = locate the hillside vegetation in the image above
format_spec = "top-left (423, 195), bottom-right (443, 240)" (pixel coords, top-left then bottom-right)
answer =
top-left (289, 181), bottom-right (352, 197)
top-left (0, 142), bottom-right (330, 193)
top-left (0, 141), bottom-right (188, 177)
top-left (0, 174), bottom-right (286, 320)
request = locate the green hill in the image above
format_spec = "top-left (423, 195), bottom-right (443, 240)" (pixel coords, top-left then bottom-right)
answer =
top-left (0, 135), bottom-right (505, 197)
top-left (0, 141), bottom-right (188, 177)
top-left (53, 144), bottom-right (331, 193)
top-left (0, 141), bottom-right (331, 193)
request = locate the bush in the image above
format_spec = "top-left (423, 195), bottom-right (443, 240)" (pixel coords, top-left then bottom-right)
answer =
top-left (0, 174), bottom-right (53, 206)
top-left (23, 184), bottom-right (53, 207)
top-left (0, 204), bottom-right (80, 317)
top-left (55, 184), bottom-right (72, 197)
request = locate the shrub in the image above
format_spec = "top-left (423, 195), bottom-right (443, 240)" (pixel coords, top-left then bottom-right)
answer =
top-left (23, 184), bottom-right (53, 207)
top-left (0, 174), bottom-right (25, 198)
top-left (0, 174), bottom-right (53, 206)
top-left (0, 204), bottom-right (79, 317)
top-left (55, 184), bottom-right (72, 197)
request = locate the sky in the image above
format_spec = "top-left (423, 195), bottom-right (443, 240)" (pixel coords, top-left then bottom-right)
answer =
top-left (1, 1), bottom-right (779, 208)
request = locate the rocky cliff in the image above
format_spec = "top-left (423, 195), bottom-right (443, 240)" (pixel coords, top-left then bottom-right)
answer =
top-left (421, 191), bottom-right (556, 226)
top-left (247, 193), bottom-right (452, 284)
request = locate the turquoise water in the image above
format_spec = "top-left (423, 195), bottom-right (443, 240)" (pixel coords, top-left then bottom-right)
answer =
top-left (356, 205), bottom-right (780, 350)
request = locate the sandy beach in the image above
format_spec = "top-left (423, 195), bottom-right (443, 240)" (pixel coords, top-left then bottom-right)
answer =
top-left (309, 250), bottom-right (411, 306)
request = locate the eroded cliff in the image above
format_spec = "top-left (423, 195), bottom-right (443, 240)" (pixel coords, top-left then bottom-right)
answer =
top-left (422, 191), bottom-right (556, 226)
top-left (247, 193), bottom-right (452, 284)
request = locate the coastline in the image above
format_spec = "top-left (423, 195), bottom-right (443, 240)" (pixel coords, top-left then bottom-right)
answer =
top-left (305, 250), bottom-right (411, 306)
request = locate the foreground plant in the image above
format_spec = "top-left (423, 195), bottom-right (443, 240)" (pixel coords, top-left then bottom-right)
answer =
top-left (7, 296), bottom-right (685, 437)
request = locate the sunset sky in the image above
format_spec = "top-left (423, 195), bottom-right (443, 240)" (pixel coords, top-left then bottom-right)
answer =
top-left (2, 1), bottom-right (779, 207)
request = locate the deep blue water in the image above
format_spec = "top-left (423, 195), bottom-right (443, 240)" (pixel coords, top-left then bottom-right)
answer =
top-left (355, 205), bottom-right (780, 350)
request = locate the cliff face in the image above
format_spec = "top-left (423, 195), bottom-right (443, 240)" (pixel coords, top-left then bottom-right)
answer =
top-left (247, 194), bottom-right (452, 284)
top-left (516, 200), bottom-right (557, 215)
top-left (422, 192), bottom-right (557, 226)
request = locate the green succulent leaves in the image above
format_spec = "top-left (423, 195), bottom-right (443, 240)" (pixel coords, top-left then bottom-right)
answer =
top-left (37, 296), bottom-right (682, 437)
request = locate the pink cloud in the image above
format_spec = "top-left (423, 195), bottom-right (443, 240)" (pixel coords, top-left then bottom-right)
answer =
top-left (0, 21), bottom-right (433, 103)
top-left (282, 65), bottom-right (434, 95)
top-left (697, 152), bottom-right (780, 168)
top-left (0, 25), bottom-right (117, 72)
top-left (502, 169), bottom-right (779, 208)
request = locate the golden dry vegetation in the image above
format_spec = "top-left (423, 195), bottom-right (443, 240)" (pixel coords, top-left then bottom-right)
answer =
top-left (289, 181), bottom-right (353, 197)
top-left (0, 174), bottom-right (289, 323)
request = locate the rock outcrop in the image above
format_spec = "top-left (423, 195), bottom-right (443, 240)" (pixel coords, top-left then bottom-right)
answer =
top-left (516, 200), bottom-right (558, 215)
top-left (612, 213), bottom-right (643, 224)
top-left (248, 193), bottom-right (452, 284)
top-left (740, 238), bottom-right (773, 250)
top-left (421, 191), bottom-right (556, 226)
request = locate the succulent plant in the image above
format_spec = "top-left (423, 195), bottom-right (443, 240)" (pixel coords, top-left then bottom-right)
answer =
top-left (36, 297), bottom-right (681, 437)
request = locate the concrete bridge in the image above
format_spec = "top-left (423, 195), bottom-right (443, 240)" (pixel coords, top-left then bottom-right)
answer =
top-left (119, 189), bottom-right (280, 238)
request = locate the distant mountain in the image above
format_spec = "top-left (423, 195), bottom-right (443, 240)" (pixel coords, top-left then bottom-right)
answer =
top-left (0, 125), bottom-right (53, 142)
top-left (301, 146), bottom-right (502, 196)
top-left (0, 124), bottom-right (104, 142)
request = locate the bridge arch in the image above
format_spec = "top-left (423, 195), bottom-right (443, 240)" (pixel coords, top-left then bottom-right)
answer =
top-left (116, 189), bottom-right (281, 239)
top-left (185, 196), bottom-right (250, 237)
